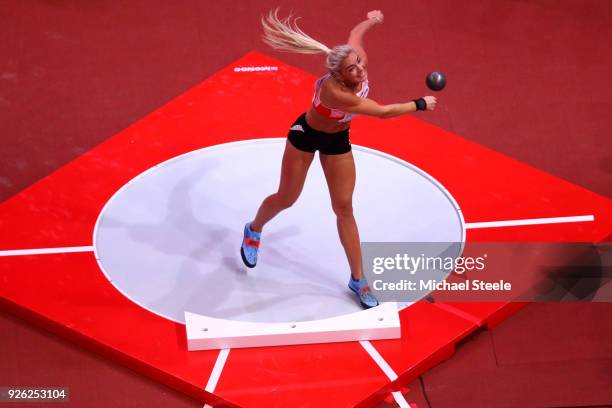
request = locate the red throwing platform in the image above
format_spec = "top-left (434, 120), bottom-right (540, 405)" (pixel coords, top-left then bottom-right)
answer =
top-left (0, 52), bottom-right (610, 407)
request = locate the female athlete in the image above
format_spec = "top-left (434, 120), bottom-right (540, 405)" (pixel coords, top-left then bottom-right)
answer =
top-left (241, 9), bottom-right (437, 308)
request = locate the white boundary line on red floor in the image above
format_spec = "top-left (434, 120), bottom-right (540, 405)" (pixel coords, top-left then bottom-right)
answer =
top-left (0, 246), bottom-right (94, 257)
top-left (360, 340), bottom-right (398, 381)
top-left (360, 340), bottom-right (411, 407)
top-left (392, 391), bottom-right (410, 408)
top-left (203, 348), bottom-right (231, 408)
top-left (465, 214), bottom-right (594, 229)
top-left (0, 215), bottom-right (595, 257)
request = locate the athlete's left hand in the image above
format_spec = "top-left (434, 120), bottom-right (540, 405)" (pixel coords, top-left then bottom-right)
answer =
top-left (367, 10), bottom-right (384, 24)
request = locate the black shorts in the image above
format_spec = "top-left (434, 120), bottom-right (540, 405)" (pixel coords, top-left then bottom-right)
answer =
top-left (287, 113), bottom-right (351, 155)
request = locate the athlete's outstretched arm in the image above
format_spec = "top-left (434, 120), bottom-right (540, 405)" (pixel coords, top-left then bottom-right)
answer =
top-left (328, 86), bottom-right (438, 119)
top-left (348, 10), bottom-right (384, 64)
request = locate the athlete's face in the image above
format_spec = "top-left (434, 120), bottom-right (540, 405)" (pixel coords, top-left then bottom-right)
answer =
top-left (339, 51), bottom-right (367, 86)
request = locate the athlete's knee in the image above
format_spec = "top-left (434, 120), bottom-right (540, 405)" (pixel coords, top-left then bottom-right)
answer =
top-left (332, 201), bottom-right (353, 218)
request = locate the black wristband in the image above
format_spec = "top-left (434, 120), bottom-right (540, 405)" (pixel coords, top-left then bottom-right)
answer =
top-left (413, 98), bottom-right (427, 111)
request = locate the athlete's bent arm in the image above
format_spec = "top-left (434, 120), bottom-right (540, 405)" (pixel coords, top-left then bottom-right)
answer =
top-left (348, 10), bottom-right (383, 64)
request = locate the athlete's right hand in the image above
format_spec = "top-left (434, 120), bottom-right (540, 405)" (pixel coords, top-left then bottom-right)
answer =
top-left (424, 96), bottom-right (437, 111)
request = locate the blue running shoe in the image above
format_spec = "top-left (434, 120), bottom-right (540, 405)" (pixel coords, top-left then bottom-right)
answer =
top-left (348, 277), bottom-right (379, 309)
top-left (240, 222), bottom-right (261, 268)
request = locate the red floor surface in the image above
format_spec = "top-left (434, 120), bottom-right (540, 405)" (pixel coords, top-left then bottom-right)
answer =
top-left (414, 303), bottom-right (612, 408)
top-left (2, 2), bottom-right (612, 407)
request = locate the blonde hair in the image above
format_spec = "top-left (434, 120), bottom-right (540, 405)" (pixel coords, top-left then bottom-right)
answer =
top-left (261, 8), bottom-right (354, 74)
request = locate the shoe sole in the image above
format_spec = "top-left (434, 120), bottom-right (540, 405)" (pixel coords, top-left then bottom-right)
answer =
top-left (240, 246), bottom-right (256, 268)
top-left (348, 284), bottom-right (379, 309)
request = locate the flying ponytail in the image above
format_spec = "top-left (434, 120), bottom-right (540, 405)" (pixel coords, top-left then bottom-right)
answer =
top-left (261, 8), bottom-right (331, 55)
top-left (261, 8), bottom-right (354, 75)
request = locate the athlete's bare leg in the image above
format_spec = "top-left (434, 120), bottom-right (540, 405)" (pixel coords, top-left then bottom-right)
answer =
top-left (251, 141), bottom-right (314, 231)
top-left (319, 150), bottom-right (363, 280)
